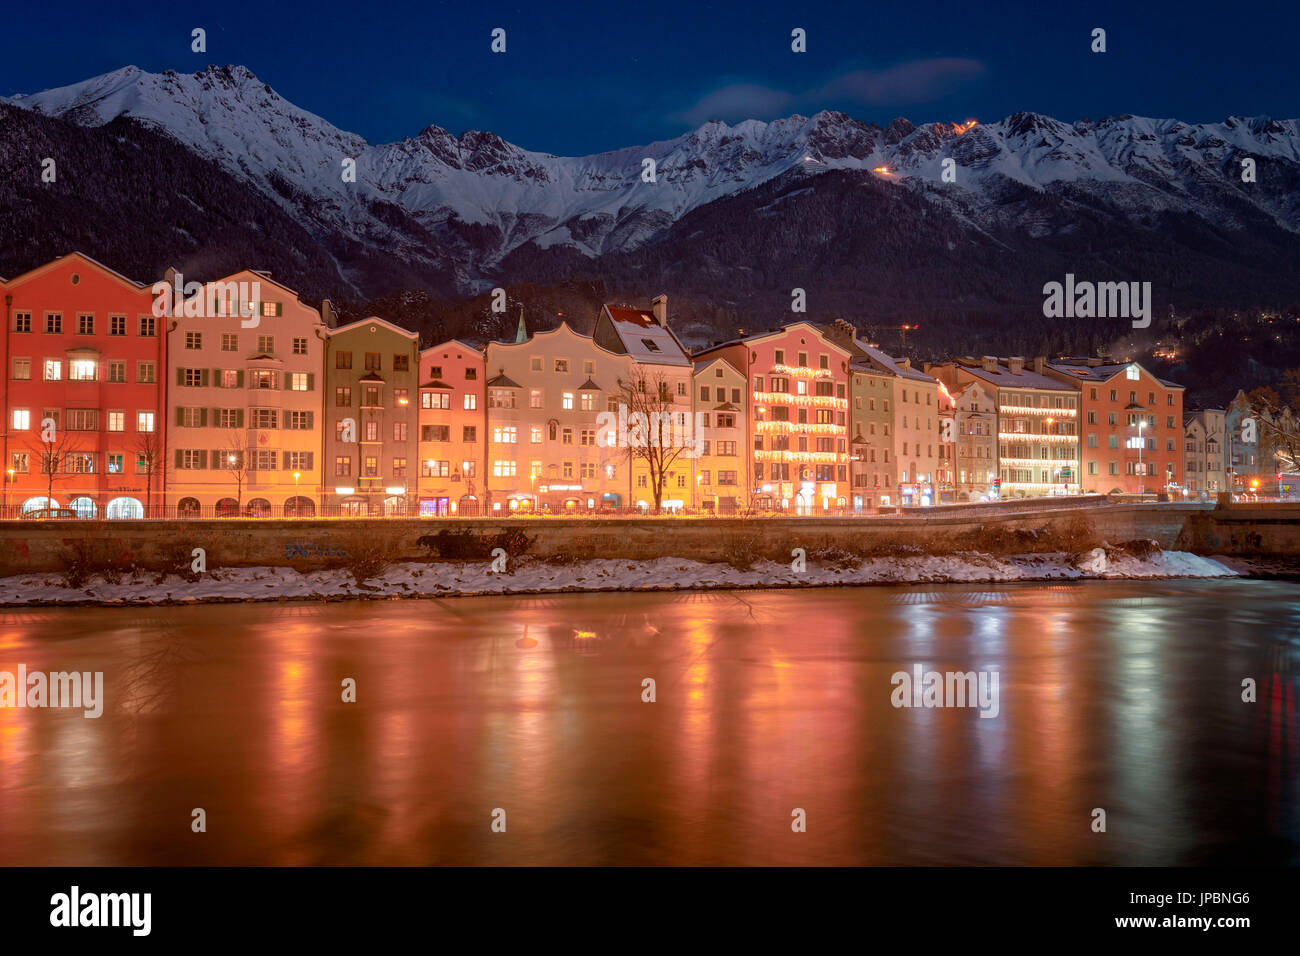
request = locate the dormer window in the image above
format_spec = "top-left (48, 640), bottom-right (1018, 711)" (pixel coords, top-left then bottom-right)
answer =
top-left (640, 339), bottom-right (660, 352)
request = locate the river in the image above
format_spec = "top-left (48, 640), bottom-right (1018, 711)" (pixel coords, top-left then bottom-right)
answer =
top-left (0, 579), bottom-right (1295, 865)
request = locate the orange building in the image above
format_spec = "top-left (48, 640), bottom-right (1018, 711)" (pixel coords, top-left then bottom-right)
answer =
top-left (416, 340), bottom-right (485, 515)
top-left (2, 253), bottom-right (164, 518)
top-left (1044, 359), bottom-right (1184, 494)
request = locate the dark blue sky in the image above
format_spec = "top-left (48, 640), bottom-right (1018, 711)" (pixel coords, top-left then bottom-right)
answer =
top-left (4, 0), bottom-right (1296, 155)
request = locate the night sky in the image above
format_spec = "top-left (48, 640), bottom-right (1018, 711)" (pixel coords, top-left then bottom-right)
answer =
top-left (4, 0), bottom-right (1297, 155)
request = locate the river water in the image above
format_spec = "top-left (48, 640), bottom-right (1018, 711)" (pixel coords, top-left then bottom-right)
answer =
top-left (0, 579), bottom-right (1296, 865)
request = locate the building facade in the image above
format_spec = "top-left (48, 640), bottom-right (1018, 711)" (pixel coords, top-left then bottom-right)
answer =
top-left (930, 357), bottom-right (1081, 497)
top-left (952, 380), bottom-right (998, 499)
top-left (416, 340), bottom-right (485, 515)
top-left (1044, 359), bottom-right (1184, 495)
top-left (1183, 408), bottom-right (1228, 497)
top-left (690, 357), bottom-right (749, 513)
top-left (484, 322), bottom-right (632, 513)
top-left (2, 253), bottom-right (163, 518)
top-left (324, 317), bottom-right (420, 516)
top-left (164, 269), bottom-right (327, 516)
top-left (695, 322), bottom-right (851, 512)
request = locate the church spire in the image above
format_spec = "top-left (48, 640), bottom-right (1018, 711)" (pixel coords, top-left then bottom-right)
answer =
top-left (514, 305), bottom-right (527, 344)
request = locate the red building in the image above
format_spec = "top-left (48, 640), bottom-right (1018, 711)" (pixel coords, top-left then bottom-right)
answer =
top-left (2, 254), bottom-right (165, 517)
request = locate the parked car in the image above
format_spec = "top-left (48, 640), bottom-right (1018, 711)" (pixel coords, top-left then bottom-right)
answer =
top-left (25, 507), bottom-right (79, 519)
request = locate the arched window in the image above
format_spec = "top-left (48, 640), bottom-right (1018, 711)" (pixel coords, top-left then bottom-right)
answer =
top-left (177, 497), bottom-right (201, 517)
top-left (69, 496), bottom-right (99, 519)
top-left (105, 497), bottom-right (142, 519)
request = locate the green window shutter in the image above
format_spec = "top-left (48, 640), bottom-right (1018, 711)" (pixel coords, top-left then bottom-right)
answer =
top-left (306, 372), bottom-right (314, 391)
top-left (175, 407), bottom-right (184, 427)
top-left (236, 409), bottom-right (245, 428)
top-left (174, 449), bottom-right (183, 469)
top-left (198, 450), bottom-right (207, 469)
top-left (305, 452), bottom-right (314, 470)
top-left (282, 452), bottom-right (291, 470)
top-left (200, 408), bottom-right (208, 427)
top-left (275, 303), bottom-right (283, 317)
top-left (236, 370), bottom-right (245, 388)
top-left (306, 411), bottom-right (314, 429)
top-left (200, 369), bottom-right (210, 387)
top-left (281, 409), bottom-right (291, 429)
top-left (176, 367), bottom-right (185, 386)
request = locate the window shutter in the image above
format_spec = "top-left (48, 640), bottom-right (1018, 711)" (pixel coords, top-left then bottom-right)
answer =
top-left (282, 409), bottom-right (291, 429)
top-left (282, 451), bottom-right (291, 470)
top-left (305, 411), bottom-right (314, 428)
top-left (236, 409), bottom-right (245, 428)
top-left (305, 452), bottom-right (314, 470)
top-left (200, 369), bottom-right (210, 387)
top-left (176, 367), bottom-right (185, 386)
top-left (175, 407), bottom-right (185, 427)
top-left (198, 450), bottom-right (207, 469)
top-left (236, 370), bottom-right (245, 388)
top-left (306, 372), bottom-right (314, 391)
top-left (200, 408), bottom-right (208, 427)
top-left (274, 303), bottom-right (283, 317)
top-left (174, 449), bottom-right (183, 469)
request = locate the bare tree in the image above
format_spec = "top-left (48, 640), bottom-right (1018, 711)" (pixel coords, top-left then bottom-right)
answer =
top-left (36, 417), bottom-right (82, 511)
top-left (222, 435), bottom-right (250, 513)
top-left (614, 371), bottom-right (694, 513)
top-left (133, 428), bottom-right (163, 518)
top-left (1245, 390), bottom-right (1299, 476)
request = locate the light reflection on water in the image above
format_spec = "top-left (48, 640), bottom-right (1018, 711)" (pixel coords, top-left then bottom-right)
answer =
top-left (0, 579), bottom-right (1295, 866)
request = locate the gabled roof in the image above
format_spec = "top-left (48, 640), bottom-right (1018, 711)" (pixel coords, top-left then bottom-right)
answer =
top-left (330, 315), bottom-right (420, 340)
top-left (2, 251), bottom-right (149, 292)
top-left (359, 372), bottom-right (385, 382)
top-left (486, 372), bottom-right (521, 388)
top-left (421, 379), bottom-right (454, 390)
top-left (578, 378), bottom-right (602, 391)
top-left (947, 358), bottom-right (1076, 390)
top-left (597, 305), bottom-right (692, 366)
top-left (422, 339), bottom-right (483, 357)
top-left (691, 356), bottom-right (745, 378)
top-left (854, 341), bottom-right (935, 383)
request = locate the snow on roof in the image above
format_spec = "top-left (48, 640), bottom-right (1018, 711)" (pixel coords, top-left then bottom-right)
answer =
top-left (853, 340), bottom-right (936, 383)
top-left (600, 305), bottom-right (692, 366)
top-left (949, 358), bottom-right (1077, 390)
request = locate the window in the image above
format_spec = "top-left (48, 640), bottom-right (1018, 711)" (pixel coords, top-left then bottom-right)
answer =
top-left (363, 386), bottom-right (380, 406)
top-left (393, 388), bottom-right (408, 407)
top-left (70, 359), bottom-right (97, 381)
top-left (336, 351), bottom-right (353, 369)
top-left (251, 408), bottom-right (277, 429)
top-left (562, 392), bottom-right (574, 410)
top-left (261, 301), bottom-right (279, 318)
top-left (530, 426), bottom-right (543, 444)
top-left (335, 387), bottom-right (352, 407)
top-left (14, 312), bottom-right (31, 333)
top-left (287, 451), bottom-right (313, 471)
top-left (253, 450), bottom-right (278, 471)
top-left (365, 352), bottom-right (381, 371)
top-left (530, 357), bottom-right (543, 371)
top-left (393, 354), bottom-right (409, 371)
top-left (12, 409), bottom-right (30, 431)
top-left (180, 407), bottom-right (204, 428)
top-left (137, 361), bottom-right (156, 384)
top-left (364, 421), bottom-right (380, 442)
top-left (422, 459), bottom-right (450, 478)
top-left (289, 372), bottom-right (309, 391)
top-left (109, 315), bottom-right (126, 336)
top-left (222, 333), bottom-right (239, 351)
top-left (334, 456), bottom-right (353, 477)
top-left (137, 412), bottom-right (156, 433)
top-left (562, 428), bottom-right (573, 445)
top-left (44, 359), bottom-right (62, 381)
top-left (293, 337), bottom-right (308, 355)
top-left (493, 426), bottom-right (518, 443)
top-left (139, 317), bottom-right (156, 337)
top-left (580, 392), bottom-right (597, 411)
top-left (67, 453), bottom-right (95, 474)
top-left (107, 454), bottom-right (123, 474)
top-left (554, 359), bottom-right (569, 372)
top-left (393, 422), bottom-right (407, 442)
top-left (11, 358), bottom-right (31, 380)
top-left (580, 429), bottom-right (595, 446)
top-left (422, 391), bottom-right (450, 409)
top-left (107, 361), bottom-right (126, 383)
top-left (46, 313), bottom-right (63, 334)
top-left (489, 389), bottom-right (516, 409)
top-left (218, 409), bottom-right (240, 428)
top-left (464, 367), bottom-right (476, 380)
top-left (185, 331), bottom-right (202, 349)
top-left (719, 470), bottom-right (738, 485)
top-left (463, 394), bottom-right (477, 411)
top-left (250, 369), bottom-right (277, 390)
top-left (463, 426), bottom-right (476, 442)
top-left (493, 460), bottom-right (517, 477)
top-left (257, 335), bottom-right (274, 353)
top-left (530, 389), bottom-right (544, 409)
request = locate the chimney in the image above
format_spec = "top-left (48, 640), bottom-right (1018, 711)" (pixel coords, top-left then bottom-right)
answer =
top-left (981, 356), bottom-right (998, 373)
top-left (651, 293), bottom-right (668, 328)
top-left (823, 318), bottom-right (856, 346)
top-left (1033, 357), bottom-right (1046, 374)
top-left (320, 298), bottom-right (338, 329)
top-left (1007, 356), bottom-right (1025, 374)
top-left (897, 357), bottom-right (911, 370)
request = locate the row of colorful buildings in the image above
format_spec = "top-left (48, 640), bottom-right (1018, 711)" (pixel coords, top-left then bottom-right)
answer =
top-left (0, 252), bottom-right (1277, 519)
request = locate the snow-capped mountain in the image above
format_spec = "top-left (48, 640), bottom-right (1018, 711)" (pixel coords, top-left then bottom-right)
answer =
top-left (5, 64), bottom-right (1300, 305)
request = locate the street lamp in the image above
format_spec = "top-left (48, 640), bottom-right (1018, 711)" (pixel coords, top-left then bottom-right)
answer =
top-left (1137, 420), bottom-right (1147, 496)
top-left (293, 471), bottom-right (301, 517)
top-left (4, 467), bottom-right (13, 519)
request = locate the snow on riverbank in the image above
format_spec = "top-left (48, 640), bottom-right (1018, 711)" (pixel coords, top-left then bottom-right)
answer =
top-left (0, 549), bottom-right (1237, 607)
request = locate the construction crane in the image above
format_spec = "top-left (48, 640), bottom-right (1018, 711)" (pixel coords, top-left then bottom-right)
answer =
top-left (860, 323), bottom-right (920, 349)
